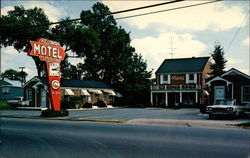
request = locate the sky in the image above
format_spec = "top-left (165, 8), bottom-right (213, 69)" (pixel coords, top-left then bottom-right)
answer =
top-left (1, 0), bottom-right (250, 80)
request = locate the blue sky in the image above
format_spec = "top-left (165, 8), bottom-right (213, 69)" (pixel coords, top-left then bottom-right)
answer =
top-left (1, 0), bottom-right (249, 80)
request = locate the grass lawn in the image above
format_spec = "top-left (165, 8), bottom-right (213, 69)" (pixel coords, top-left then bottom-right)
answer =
top-left (237, 122), bottom-right (250, 129)
top-left (0, 100), bottom-right (15, 110)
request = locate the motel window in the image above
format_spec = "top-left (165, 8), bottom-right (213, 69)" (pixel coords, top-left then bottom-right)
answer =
top-left (242, 86), bottom-right (250, 103)
top-left (2, 87), bottom-right (10, 94)
top-left (189, 74), bottom-right (194, 81)
top-left (163, 75), bottom-right (168, 81)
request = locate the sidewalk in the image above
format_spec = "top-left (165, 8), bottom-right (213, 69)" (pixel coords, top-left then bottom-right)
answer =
top-left (128, 119), bottom-right (243, 130)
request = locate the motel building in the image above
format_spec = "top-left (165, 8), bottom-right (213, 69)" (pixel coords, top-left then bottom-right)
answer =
top-left (150, 57), bottom-right (211, 107)
top-left (23, 77), bottom-right (116, 108)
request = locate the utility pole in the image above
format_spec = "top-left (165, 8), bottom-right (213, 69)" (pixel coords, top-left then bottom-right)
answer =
top-left (169, 37), bottom-right (176, 58)
top-left (19, 67), bottom-right (25, 86)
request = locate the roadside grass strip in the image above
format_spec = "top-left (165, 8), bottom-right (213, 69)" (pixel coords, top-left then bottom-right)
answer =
top-left (236, 122), bottom-right (250, 129)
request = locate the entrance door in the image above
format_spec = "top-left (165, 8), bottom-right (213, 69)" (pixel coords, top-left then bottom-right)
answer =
top-left (40, 89), bottom-right (47, 108)
top-left (214, 86), bottom-right (225, 100)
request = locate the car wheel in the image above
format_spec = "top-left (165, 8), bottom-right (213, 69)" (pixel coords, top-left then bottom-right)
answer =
top-left (209, 114), bottom-right (214, 119)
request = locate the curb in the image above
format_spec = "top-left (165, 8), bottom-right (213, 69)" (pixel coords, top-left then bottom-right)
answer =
top-left (1, 115), bottom-right (127, 123)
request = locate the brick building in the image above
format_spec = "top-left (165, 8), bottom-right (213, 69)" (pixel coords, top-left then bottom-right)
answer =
top-left (150, 57), bottom-right (211, 107)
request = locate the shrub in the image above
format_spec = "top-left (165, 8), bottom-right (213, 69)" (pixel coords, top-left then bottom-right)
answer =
top-left (94, 100), bottom-right (107, 108)
top-left (41, 109), bottom-right (69, 117)
top-left (61, 99), bottom-right (75, 109)
top-left (83, 102), bottom-right (92, 108)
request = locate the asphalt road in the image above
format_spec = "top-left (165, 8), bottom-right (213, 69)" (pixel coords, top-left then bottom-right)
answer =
top-left (1, 118), bottom-right (249, 158)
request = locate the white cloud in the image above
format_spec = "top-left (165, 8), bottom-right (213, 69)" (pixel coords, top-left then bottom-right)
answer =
top-left (103, 1), bottom-right (246, 31)
top-left (23, 1), bottom-right (66, 22)
top-left (1, 2), bottom-right (66, 22)
top-left (2, 47), bottom-right (37, 80)
top-left (131, 32), bottom-right (207, 73)
top-left (242, 37), bottom-right (249, 46)
top-left (1, 6), bottom-right (14, 15)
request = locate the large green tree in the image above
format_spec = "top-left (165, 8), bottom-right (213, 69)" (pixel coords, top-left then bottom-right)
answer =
top-left (0, 6), bottom-right (50, 77)
top-left (210, 43), bottom-right (227, 77)
top-left (79, 2), bottom-right (152, 105)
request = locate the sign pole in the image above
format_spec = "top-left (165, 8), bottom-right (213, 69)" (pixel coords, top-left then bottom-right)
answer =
top-left (27, 38), bottom-right (65, 111)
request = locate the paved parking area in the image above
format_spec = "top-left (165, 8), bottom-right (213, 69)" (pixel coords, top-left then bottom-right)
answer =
top-left (1, 108), bottom-right (249, 123)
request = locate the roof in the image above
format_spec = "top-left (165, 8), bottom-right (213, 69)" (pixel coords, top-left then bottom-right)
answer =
top-left (61, 79), bottom-right (112, 89)
top-left (4, 78), bottom-right (22, 87)
top-left (24, 77), bottom-right (112, 89)
top-left (0, 80), bottom-right (12, 86)
top-left (222, 68), bottom-right (250, 79)
top-left (155, 57), bottom-right (210, 74)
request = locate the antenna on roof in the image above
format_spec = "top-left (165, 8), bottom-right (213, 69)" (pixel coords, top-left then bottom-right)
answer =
top-left (169, 36), bottom-right (176, 58)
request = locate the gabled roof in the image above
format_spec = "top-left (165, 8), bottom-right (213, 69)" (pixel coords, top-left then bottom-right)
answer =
top-left (4, 78), bottom-right (22, 87)
top-left (222, 68), bottom-right (250, 79)
top-left (206, 76), bottom-right (232, 86)
top-left (0, 80), bottom-right (12, 86)
top-left (24, 77), bottom-right (112, 89)
top-left (155, 57), bottom-right (210, 74)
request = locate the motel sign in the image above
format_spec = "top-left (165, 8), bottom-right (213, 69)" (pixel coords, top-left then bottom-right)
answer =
top-left (28, 38), bottom-right (65, 111)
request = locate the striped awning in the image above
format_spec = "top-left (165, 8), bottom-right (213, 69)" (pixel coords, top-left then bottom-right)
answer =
top-left (81, 89), bottom-right (90, 96)
top-left (103, 89), bottom-right (116, 96)
top-left (88, 89), bottom-right (103, 94)
top-left (64, 89), bottom-right (74, 95)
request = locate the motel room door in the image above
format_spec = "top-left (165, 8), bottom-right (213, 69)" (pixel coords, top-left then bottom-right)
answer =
top-left (40, 89), bottom-right (47, 108)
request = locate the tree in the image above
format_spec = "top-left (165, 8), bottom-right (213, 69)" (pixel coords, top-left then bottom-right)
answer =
top-left (79, 2), bottom-right (152, 105)
top-left (210, 43), bottom-right (227, 77)
top-left (0, 6), bottom-right (50, 77)
top-left (1, 68), bottom-right (28, 82)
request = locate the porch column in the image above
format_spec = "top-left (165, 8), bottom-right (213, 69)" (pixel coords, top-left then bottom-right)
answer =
top-left (150, 92), bottom-right (153, 106)
top-left (165, 92), bottom-right (168, 107)
top-left (180, 92), bottom-right (182, 103)
top-left (195, 91), bottom-right (198, 103)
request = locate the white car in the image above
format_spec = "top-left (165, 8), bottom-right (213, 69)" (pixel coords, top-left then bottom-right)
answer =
top-left (206, 99), bottom-right (243, 119)
top-left (7, 97), bottom-right (29, 106)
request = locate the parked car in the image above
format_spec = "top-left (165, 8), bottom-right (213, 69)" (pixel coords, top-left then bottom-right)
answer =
top-left (7, 97), bottom-right (29, 106)
top-left (206, 99), bottom-right (244, 119)
top-left (242, 103), bottom-right (250, 117)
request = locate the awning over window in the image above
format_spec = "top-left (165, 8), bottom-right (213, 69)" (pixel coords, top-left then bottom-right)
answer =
top-left (103, 89), bottom-right (116, 96)
top-left (64, 89), bottom-right (74, 95)
top-left (88, 89), bottom-right (103, 94)
top-left (81, 89), bottom-right (90, 96)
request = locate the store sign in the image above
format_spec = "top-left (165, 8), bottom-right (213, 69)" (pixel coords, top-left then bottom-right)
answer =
top-left (28, 38), bottom-right (65, 111)
top-left (171, 75), bottom-right (185, 81)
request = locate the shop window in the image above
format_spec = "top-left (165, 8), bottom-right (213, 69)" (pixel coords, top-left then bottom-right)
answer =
top-left (242, 86), bottom-right (250, 103)
top-left (2, 87), bottom-right (10, 94)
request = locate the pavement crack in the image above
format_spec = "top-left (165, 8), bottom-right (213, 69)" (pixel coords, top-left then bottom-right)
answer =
top-left (185, 122), bottom-right (192, 127)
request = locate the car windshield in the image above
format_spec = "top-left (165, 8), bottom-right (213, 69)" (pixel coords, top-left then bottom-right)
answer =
top-left (215, 100), bottom-right (234, 105)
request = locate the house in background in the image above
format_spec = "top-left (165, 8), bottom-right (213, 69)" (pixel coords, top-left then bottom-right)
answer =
top-left (23, 77), bottom-right (116, 108)
top-left (150, 57), bottom-right (211, 107)
top-left (0, 79), bottom-right (23, 100)
top-left (206, 68), bottom-right (250, 105)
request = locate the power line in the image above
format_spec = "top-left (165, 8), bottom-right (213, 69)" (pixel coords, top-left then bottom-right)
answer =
top-left (24, 0), bottom-right (185, 28)
top-left (225, 9), bottom-right (250, 53)
top-left (116, 0), bottom-right (223, 20)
